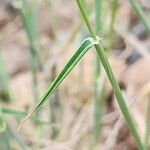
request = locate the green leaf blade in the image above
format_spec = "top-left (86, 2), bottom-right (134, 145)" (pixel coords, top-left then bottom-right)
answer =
top-left (0, 108), bottom-right (6, 133)
top-left (129, 0), bottom-right (150, 32)
top-left (33, 37), bottom-right (93, 113)
top-left (18, 37), bottom-right (93, 130)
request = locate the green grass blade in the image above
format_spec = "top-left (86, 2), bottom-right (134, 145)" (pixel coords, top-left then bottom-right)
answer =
top-left (95, 45), bottom-right (144, 150)
top-left (13, 0), bottom-right (41, 69)
top-left (21, 2), bottom-right (40, 102)
top-left (2, 108), bottom-right (26, 118)
top-left (94, 0), bottom-right (104, 34)
top-left (0, 53), bottom-right (12, 102)
top-left (109, 0), bottom-right (118, 50)
top-left (93, 69), bottom-right (106, 145)
top-left (32, 38), bottom-right (93, 113)
top-left (94, 0), bottom-right (103, 75)
top-left (93, 0), bottom-right (104, 144)
top-left (0, 105), bottom-right (6, 133)
top-left (129, 0), bottom-right (150, 32)
top-left (12, 1), bottom-right (42, 104)
top-left (17, 37), bottom-right (94, 130)
top-left (76, 0), bottom-right (144, 149)
top-left (1, 107), bottom-right (49, 125)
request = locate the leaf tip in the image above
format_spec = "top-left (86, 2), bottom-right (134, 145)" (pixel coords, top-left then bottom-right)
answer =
top-left (17, 110), bottom-right (34, 132)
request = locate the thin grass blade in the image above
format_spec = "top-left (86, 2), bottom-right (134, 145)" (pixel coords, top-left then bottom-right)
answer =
top-left (0, 106), bottom-right (6, 133)
top-left (0, 53), bottom-right (12, 102)
top-left (109, 0), bottom-right (118, 50)
top-left (12, 0), bottom-right (42, 104)
top-left (129, 0), bottom-right (150, 32)
top-left (17, 37), bottom-right (94, 130)
top-left (76, 0), bottom-right (144, 149)
top-left (1, 107), bottom-right (49, 125)
top-left (93, 0), bottom-right (104, 145)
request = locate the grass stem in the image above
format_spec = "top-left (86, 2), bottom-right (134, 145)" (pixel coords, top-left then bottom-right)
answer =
top-left (93, 0), bottom-right (104, 145)
top-left (109, 0), bottom-right (118, 50)
top-left (76, 0), bottom-right (144, 149)
top-left (19, 1), bottom-right (41, 105)
top-left (129, 0), bottom-right (150, 32)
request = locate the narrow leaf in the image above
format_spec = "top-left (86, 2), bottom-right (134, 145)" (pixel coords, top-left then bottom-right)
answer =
top-left (76, 0), bottom-right (144, 149)
top-left (93, 0), bottom-right (104, 144)
top-left (0, 53), bottom-right (12, 102)
top-left (0, 106), bottom-right (6, 133)
top-left (1, 107), bottom-right (49, 125)
top-left (18, 37), bottom-right (94, 130)
top-left (129, 0), bottom-right (150, 32)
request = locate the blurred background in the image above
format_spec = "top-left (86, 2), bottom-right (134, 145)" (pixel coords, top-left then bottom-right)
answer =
top-left (0, 0), bottom-right (150, 149)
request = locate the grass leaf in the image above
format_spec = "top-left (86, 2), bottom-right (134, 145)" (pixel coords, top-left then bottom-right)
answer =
top-left (14, 0), bottom-right (42, 103)
top-left (0, 53), bottom-right (12, 102)
top-left (17, 37), bottom-right (94, 130)
top-left (129, 0), bottom-right (150, 32)
top-left (93, 0), bottom-right (104, 144)
top-left (0, 106), bottom-right (6, 133)
top-left (76, 0), bottom-right (144, 149)
top-left (2, 107), bottom-right (49, 125)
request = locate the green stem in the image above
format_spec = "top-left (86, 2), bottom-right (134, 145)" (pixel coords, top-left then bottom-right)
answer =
top-left (20, 2), bottom-right (41, 105)
top-left (129, 0), bottom-right (150, 32)
top-left (76, 0), bottom-right (144, 149)
top-left (93, 0), bottom-right (104, 144)
top-left (0, 104), bottom-right (6, 133)
top-left (109, 0), bottom-right (118, 50)
top-left (95, 0), bottom-right (103, 34)
top-left (76, 0), bottom-right (97, 40)
top-left (0, 53), bottom-right (12, 102)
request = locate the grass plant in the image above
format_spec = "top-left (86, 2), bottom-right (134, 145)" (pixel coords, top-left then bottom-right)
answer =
top-left (109, 0), bottom-right (118, 50)
top-left (0, 53), bottom-right (12, 102)
top-left (129, 0), bottom-right (150, 32)
top-left (12, 0), bottom-right (42, 103)
top-left (18, 37), bottom-right (94, 127)
top-left (0, 105), bottom-right (6, 133)
top-left (93, 0), bottom-right (104, 145)
top-left (76, 0), bottom-right (144, 149)
top-left (17, 1), bottom-right (144, 149)
top-left (76, 0), bottom-right (144, 150)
